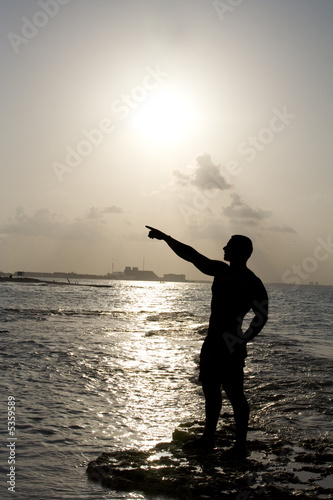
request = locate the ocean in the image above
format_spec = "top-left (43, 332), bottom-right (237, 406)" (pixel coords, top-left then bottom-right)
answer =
top-left (0, 280), bottom-right (332, 499)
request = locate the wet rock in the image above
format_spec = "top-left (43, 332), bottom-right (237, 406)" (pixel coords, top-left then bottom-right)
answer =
top-left (87, 423), bottom-right (333, 499)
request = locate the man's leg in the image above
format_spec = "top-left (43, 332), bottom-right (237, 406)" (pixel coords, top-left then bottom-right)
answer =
top-left (201, 380), bottom-right (222, 443)
top-left (183, 379), bottom-right (221, 450)
top-left (183, 337), bottom-right (222, 450)
top-left (222, 370), bottom-right (249, 452)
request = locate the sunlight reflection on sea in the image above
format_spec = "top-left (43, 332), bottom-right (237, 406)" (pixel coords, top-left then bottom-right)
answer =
top-left (0, 280), bottom-right (332, 499)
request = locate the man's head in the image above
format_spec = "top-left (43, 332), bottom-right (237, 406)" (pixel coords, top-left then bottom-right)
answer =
top-left (223, 235), bottom-right (253, 263)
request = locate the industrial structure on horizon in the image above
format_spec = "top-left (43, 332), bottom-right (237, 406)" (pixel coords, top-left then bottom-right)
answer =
top-left (2, 267), bottom-right (186, 283)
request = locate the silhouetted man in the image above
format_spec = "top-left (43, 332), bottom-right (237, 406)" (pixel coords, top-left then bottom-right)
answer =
top-left (146, 226), bottom-right (268, 456)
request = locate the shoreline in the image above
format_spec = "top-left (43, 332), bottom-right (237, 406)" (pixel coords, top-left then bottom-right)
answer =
top-left (0, 277), bottom-right (113, 288)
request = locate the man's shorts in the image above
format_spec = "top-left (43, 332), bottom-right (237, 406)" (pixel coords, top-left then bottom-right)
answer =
top-left (199, 335), bottom-right (245, 385)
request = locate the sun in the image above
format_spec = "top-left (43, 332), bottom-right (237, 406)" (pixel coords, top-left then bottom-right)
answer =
top-left (130, 85), bottom-right (197, 143)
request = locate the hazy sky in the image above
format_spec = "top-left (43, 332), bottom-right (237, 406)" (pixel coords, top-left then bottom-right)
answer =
top-left (1, 0), bottom-right (333, 284)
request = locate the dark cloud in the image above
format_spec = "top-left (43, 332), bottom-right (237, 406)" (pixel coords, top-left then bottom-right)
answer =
top-left (223, 194), bottom-right (271, 224)
top-left (173, 153), bottom-right (232, 191)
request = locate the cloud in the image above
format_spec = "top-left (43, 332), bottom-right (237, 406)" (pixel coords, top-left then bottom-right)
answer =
top-left (223, 194), bottom-right (271, 224)
top-left (2, 208), bottom-right (67, 237)
top-left (173, 153), bottom-right (232, 191)
top-left (86, 205), bottom-right (124, 219)
top-left (1, 206), bottom-right (124, 240)
top-left (86, 207), bottom-right (102, 220)
top-left (268, 224), bottom-right (297, 234)
top-left (103, 205), bottom-right (124, 214)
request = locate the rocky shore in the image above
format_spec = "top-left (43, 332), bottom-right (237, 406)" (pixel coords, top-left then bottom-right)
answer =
top-left (86, 419), bottom-right (332, 499)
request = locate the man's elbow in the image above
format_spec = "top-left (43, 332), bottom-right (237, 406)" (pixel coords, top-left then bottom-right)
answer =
top-left (253, 312), bottom-right (268, 333)
top-left (261, 320), bottom-right (268, 334)
top-left (260, 313), bottom-right (268, 331)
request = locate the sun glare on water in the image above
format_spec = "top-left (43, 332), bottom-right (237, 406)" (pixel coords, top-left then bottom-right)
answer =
top-left (130, 85), bottom-right (197, 143)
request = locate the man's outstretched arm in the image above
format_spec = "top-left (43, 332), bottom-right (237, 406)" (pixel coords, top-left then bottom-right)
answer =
top-left (146, 226), bottom-right (226, 276)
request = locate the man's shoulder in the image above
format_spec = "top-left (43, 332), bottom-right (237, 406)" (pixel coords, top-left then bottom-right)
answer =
top-left (244, 269), bottom-right (267, 293)
top-left (245, 267), bottom-right (262, 281)
top-left (211, 260), bottom-right (230, 274)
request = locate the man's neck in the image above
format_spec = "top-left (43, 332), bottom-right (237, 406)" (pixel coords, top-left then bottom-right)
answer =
top-left (229, 260), bottom-right (247, 271)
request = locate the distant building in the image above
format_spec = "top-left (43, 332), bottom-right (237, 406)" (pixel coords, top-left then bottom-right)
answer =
top-left (163, 273), bottom-right (186, 282)
top-left (123, 267), bottom-right (159, 281)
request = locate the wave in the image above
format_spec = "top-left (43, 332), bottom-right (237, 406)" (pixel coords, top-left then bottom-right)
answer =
top-left (0, 307), bottom-right (131, 322)
top-left (146, 311), bottom-right (200, 322)
top-left (0, 308), bottom-right (208, 333)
